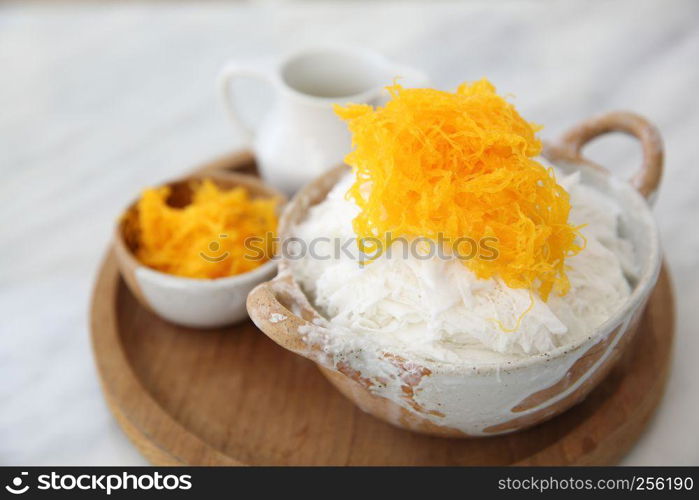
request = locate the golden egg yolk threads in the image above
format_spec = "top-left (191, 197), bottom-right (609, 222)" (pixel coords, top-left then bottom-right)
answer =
top-left (133, 179), bottom-right (278, 279)
top-left (335, 79), bottom-right (583, 300)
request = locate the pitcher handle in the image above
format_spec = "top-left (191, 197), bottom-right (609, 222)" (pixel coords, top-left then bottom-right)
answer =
top-left (217, 59), bottom-right (277, 143)
top-left (544, 111), bottom-right (664, 203)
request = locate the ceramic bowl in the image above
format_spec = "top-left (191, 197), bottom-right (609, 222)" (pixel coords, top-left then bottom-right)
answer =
top-left (115, 171), bottom-right (285, 328)
top-left (247, 111), bottom-right (663, 436)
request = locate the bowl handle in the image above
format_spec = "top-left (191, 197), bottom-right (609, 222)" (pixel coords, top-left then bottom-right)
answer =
top-left (246, 273), bottom-right (325, 360)
top-left (544, 111), bottom-right (664, 202)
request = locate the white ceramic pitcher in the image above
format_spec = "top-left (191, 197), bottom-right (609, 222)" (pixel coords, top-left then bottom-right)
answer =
top-left (218, 46), bottom-right (427, 194)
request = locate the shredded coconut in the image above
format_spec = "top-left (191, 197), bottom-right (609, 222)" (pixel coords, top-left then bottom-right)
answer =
top-left (289, 168), bottom-right (635, 363)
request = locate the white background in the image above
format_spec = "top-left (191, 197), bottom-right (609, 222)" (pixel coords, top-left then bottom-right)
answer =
top-left (1, 0), bottom-right (698, 465)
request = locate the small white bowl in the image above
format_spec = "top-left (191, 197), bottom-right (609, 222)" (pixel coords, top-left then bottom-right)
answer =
top-left (115, 171), bottom-right (285, 328)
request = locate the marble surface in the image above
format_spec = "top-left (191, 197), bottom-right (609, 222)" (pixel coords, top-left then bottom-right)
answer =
top-left (1, 1), bottom-right (698, 465)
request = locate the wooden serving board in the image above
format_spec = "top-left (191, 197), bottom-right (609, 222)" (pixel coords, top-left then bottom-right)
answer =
top-left (90, 152), bottom-right (675, 466)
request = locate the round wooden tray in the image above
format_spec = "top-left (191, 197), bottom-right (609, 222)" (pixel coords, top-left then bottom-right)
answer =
top-left (90, 152), bottom-right (675, 466)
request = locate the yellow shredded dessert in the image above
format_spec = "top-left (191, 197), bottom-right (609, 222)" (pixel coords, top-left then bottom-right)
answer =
top-left (133, 179), bottom-right (277, 279)
top-left (335, 79), bottom-right (583, 300)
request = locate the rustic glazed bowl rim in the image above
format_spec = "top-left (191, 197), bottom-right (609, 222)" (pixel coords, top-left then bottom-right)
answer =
top-left (278, 161), bottom-right (662, 374)
top-left (116, 172), bottom-right (284, 288)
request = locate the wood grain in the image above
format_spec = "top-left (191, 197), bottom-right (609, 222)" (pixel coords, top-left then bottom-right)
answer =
top-left (90, 153), bottom-right (675, 466)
